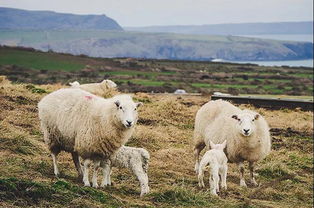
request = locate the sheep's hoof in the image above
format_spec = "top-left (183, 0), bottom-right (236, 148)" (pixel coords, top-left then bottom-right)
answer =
top-left (210, 192), bottom-right (218, 196)
top-left (240, 180), bottom-right (247, 187)
top-left (84, 182), bottom-right (91, 187)
top-left (92, 183), bottom-right (99, 188)
top-left (250, 179), bottom-right (258, 187)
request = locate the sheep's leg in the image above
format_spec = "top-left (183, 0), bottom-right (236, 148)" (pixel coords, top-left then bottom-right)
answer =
top-left (83, 159), bottom-right (91, 187)
top-left (238, 162), bottom-right (247, 187)
top-left (92, 160), bottom-right (100, 188)
top-left (220, 165), bottom-right (228, 190)
top-left (100, 160), bottom-right (111, 187)
top-left (51, 153), bottom-right (60, 177)
top-left (249, 162), bottom-right (258, 186)
top-left (71, 152), bottom-right (83, 180)
top-left (132, 164), bottom-right (150, 197)
top-left (194, 142), bottom-right (205, 174)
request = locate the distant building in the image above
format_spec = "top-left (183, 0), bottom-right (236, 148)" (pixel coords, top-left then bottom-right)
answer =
top-left (174, 89), bottom-right (187, 94)
top-left (213, 92), bottom-right (230, 96)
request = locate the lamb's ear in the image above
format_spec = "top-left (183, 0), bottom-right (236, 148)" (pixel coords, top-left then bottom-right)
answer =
top-left (221, 140), bottom-right (227, 149)
top-left (232, 115), bottom-right (239, 120)
top-left (209, 140), bottom-right (215, 149)
top-left (136, 102), bottom-right (143, 108)
top-left (254, 114), bottom-right (260, 120)
top-left (114, 100), bottom-right (120, 108)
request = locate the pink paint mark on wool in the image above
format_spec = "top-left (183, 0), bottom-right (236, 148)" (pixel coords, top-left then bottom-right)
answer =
top-left (84, 95), bottom-right (93, 100)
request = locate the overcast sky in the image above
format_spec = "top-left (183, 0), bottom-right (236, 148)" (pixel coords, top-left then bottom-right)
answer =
top-left (0, 0), bottom-right (312, 27)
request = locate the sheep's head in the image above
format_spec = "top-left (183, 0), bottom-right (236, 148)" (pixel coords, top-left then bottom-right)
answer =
top-left (231, 112), bottom-right (260, 137)
top-left (101, 79), bottom-right (117, 89)
top-left (114, 99), bottom-right (142, 128)
top-left (209, 140), bottom-right (227, 150)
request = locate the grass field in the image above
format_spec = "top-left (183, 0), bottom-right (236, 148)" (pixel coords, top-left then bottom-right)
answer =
top-left (0, 46), bottom-right (313, 95)
top-left (0, 47), bottom-right (85, 71)
top-left (0, 80), bottom-right (313, 207)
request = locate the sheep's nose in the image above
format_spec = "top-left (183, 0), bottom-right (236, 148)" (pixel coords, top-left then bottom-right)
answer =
top-left (126, 120), bottom-right (133, 126)
top-left (243, 129), bottom-right (250, 133)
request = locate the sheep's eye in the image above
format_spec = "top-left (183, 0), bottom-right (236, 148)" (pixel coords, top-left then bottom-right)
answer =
top-left (252, 119), bottom-right (255, 122)
top-left (119, 106), bottom-right (122, 110)
top-left (134, 108), bottom-right (137, 111)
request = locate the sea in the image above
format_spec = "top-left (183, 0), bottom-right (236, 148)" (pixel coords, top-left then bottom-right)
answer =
top-left (226, 34), bottom-right (314, 68)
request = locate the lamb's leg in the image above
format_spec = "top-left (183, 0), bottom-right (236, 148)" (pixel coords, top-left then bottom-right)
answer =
top-left (249, 162), bottom-right (258, 186)
top-left (198, 169), bottom-right (205, 188)
top-left (194, 141), bottom-right (205, 174)
top-left (132, 164), bottom-right (149, 197)
top-left (51, 153), bottom-right (60, 177)
top-left (209, 173), bottom-right (218, 196)
top-left (220, 165), bottom-right (228, 190)
top-left (92, 160), bottom-right (100, 188)
top-left (71, 152), bottom-right (83, 180)
top-left (238, 162), bottom-right (247, 187)
top-left (100, 160), bottom-right (111, 187)
top-left (83, 159), bottom-right (91, 187)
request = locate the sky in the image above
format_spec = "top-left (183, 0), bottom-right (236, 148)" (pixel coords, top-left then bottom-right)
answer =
top-left (0, 0), bottom-right (313, 27)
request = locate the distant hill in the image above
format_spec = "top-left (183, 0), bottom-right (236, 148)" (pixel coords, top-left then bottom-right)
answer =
top-left (0, 7), bottom-right (123, 31)
top-left (0, 30), bottom-right (312, 61)
top-left (126, 22), bottom-right (313, 35)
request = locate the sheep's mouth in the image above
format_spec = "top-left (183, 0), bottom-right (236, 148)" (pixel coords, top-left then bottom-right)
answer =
top-left (124, 123), bottom-right (133, 128)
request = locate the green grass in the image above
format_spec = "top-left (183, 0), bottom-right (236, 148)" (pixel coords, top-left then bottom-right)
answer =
top-left (0, 48), bottom-right (85, 71)
top-left (104, 70), bottom-right (176, 78)
top-left (0, 178), bottom-right (122, 207)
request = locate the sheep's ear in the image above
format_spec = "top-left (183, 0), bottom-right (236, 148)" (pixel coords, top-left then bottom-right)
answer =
top-left (254, 114), bottom-right (260, 120)
top-left (221, 140), bottom-right (227, 149)
top-left (114, 100), bottom-right (120, 108)
top-left (209, 140), bottom-right (215, 149)
top-left (136, 102), bottom-right (143, 108)
top-left (232, 115), bottom-right (239, 120)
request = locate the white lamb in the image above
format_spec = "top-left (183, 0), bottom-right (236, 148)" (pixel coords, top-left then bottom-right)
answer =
top-left (198, 140), bottom-right (228, 196)
top-left (193, 99), bottom-right (271, 187)
top-left (38, 88), bottom-right (142, 187)
top-left (101, 145), bottom-right (150, 197)
top-left (69, 79), bottom-right (117, 97)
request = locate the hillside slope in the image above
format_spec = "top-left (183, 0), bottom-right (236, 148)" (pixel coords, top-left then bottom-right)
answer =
top-left (0, 30), bottom-right (313, 61)
top-left (0, 81), bottom-right (313, 207)
top-left (0, 7), bottom-right (123, 31)
top-left (126, 21), bottom-right (314, 35)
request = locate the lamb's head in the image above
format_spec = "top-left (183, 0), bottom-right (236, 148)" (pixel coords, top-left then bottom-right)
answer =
top-left (209, 140), bottom-right (227, 151)
top-left (231, 111), bottom-right (260, 137)
top-left (114, 96), bottom-right (142, 128)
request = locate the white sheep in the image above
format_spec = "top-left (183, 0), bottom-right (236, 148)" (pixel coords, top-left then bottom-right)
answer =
top-left (38, 88), bottom-right (142, 186)
top-left (69, 79), bottom-right (117, 97)
top-left (100, 145), bottom-right (150, 197)
top-left (198, 140), bottom-right (228, 196)
top-left (193, 99), bottom-right (271, 187)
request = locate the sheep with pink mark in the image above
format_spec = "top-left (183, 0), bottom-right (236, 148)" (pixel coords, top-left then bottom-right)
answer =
top-left (38, 88), bottom-right (142, 188)
top-left (193, 99), bottom-right (271, 187)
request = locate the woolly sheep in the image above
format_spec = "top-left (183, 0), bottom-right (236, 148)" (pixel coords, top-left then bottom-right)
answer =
top-left (69, 79), bottom-right (117, 97)
top-left (198, 140), bottom-right (228, 196)
top-left (38, 88), bottom-right (142, 185)
top-left (193, 99), bottom-right (271, 187)
top-left (101, 145), bottom-right (150, 197)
